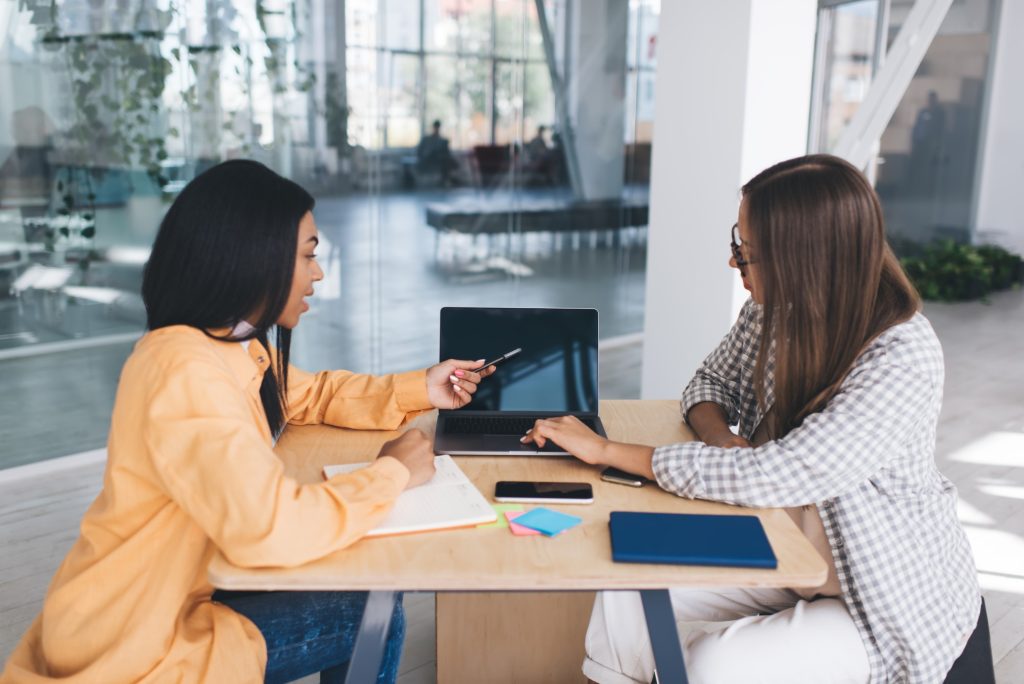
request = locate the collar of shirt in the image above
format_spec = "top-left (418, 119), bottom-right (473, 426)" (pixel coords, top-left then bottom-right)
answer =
top-left (206, 325), bottom-right (272, 393)
top-left (232, 320), bottom-right (256, 349)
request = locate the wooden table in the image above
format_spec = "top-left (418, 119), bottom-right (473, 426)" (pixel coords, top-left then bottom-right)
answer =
top-left (209, 400), bottom-right (827, 683)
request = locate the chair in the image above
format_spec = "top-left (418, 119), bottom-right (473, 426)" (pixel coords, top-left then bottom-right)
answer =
top-left (943, 599), bottom-right (994, 684)
top-left (471, 145), bottom-right (513, 187)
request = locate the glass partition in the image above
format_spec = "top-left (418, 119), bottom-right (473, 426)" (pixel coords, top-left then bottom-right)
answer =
top-left (0, 0), bottom-right (658, 469)
top-left (876, 0), bottom-right (996, 248)
top-left (810, 0), bottom-right (997, 250)
top-left (810, 0), bottom-right (881, 152)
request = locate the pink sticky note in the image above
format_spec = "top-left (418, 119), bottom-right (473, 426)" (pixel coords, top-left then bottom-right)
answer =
top-left (506, 510), bottom-right (541, 536)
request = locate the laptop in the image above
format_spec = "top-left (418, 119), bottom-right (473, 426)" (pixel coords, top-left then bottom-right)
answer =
top-left (434, 307), bottom-right (608, 456)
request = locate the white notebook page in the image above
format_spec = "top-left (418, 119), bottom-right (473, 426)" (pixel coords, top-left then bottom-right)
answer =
top-left (323, 455), bottom-right (496, 536)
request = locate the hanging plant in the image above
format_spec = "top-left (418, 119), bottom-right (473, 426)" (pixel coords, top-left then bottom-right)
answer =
top-left (57, 30), bottom-right (175, 188)
top-left (255, 0), bottom-right (316, 96)
top-left (19, 0), bottom-right (178, 266)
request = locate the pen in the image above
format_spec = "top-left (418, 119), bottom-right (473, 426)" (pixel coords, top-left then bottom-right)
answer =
top-left (472, 347), bottom-right (522, 372)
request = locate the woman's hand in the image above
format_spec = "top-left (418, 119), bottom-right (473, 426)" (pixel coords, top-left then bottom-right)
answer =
top-left (425, 359), bottom-right (496, 409)
top-left (523, 417), bottom-right (657, 479)
top-left (520, 415), bottom-right (609, 464)
top-left (377, 429), bottom-right (436, 489)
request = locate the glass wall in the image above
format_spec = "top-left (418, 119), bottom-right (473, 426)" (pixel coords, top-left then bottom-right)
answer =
top-left (0, 0), bottom-right (658, 468)
top-left (810, 0), bottom-right (997, 250)
top-left (810, 0), bottom-right (882, 152)
top-left (876, 0), bottom-right (996, 248)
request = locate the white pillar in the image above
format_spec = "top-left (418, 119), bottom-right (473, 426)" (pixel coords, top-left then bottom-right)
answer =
top-left (974, 0), bottom-right (1024, 255)
top-left (640, 0), bottom-right (817, 399)
top-left (568, 0), bottom-right (627, 200)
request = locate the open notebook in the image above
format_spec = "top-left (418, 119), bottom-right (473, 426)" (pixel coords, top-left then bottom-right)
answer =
top-left (323, 455), bottom-right (496, 536)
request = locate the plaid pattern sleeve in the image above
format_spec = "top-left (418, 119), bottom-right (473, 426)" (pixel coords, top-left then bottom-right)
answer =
top-left (679, 298), bottom-right (761, 427)
top-left (652, 311), bottom-right (982, 683)
top-left (655, 341), bottom-right (935, 508)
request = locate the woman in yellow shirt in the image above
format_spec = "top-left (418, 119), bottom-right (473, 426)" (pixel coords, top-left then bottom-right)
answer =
top-left (1, 160), bottom-right (493, 684)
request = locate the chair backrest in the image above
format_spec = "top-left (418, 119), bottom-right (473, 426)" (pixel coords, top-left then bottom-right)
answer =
top-left (943, 599), bottom-right (994, 684)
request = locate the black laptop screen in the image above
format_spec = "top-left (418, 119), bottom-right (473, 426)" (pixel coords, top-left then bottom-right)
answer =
top-left (439, 307), bottom-right (599, 413)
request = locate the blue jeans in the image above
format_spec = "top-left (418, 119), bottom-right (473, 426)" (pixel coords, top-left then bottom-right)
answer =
top-left (212, 590), bottom-right (405, 684)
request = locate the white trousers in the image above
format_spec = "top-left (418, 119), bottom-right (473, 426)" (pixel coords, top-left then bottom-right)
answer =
top-left (582, 588), bottom-right (870, 684)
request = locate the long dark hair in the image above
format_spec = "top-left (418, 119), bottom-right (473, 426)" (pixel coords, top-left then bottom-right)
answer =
top-left (142, 159), bottom-right (315, 437)
top-left (742, 154), bottom-right (919, 438)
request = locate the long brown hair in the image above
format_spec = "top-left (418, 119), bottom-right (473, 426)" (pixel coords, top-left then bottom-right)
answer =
top-left (742, 154), bottom-right (920, 438)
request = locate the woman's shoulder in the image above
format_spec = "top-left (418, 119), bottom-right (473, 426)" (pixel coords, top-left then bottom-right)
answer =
top-left (127, 326), bottom-right (230, 377)
top-left (134, 324), bottom-right (213, 355)
top-left (858, 311), bottom-right (944, 381)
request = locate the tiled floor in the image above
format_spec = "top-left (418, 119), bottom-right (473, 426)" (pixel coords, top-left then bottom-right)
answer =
top-left (2, 289), bottom-right (1023, 682)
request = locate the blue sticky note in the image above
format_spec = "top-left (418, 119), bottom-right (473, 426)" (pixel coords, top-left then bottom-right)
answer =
top-left (512, 507), bottom-right (582, 537)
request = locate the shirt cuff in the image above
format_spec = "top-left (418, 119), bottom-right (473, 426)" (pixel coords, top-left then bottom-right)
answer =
top-left (365, 456), bottom-right (411, 492)
top-left (681, 384), bottom-right (739, 426)
top-left (392, 369), bottom-right (432, 413)
top-left (651, 442), bottom-right (705, 498)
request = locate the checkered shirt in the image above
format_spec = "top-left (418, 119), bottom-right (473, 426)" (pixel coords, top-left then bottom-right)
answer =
top-left (652, 299), bottom-right (982, 683)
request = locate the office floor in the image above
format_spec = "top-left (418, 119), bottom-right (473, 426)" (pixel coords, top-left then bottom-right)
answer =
top-left (2, 289), bottom-right (1023, 682)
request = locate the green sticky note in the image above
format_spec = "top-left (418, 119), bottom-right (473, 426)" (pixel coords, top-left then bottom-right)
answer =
top-left (477, 503), bottom-right (525, 528)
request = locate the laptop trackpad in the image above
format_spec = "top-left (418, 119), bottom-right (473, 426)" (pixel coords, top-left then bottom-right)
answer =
top-left (508, 441), bottom-right (568, 455)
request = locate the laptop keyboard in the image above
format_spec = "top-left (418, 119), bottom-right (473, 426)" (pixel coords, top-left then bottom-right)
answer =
top-left (445, 415), bottom-right (598, 436)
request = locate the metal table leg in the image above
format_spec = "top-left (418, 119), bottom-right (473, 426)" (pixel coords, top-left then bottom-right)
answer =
top-left (344, 590), bottom-right (397, 684)
top-left (640, 589), bottom-right (689, 684)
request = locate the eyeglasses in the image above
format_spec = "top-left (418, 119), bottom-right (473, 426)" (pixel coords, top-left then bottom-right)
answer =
top-left (730, 223), bottom-right (749, 267)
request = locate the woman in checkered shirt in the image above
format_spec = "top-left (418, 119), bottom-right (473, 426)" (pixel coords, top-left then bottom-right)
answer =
top-left (523, 154), bottom-right (982, 683)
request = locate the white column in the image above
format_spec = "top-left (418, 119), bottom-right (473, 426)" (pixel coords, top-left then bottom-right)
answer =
top-left (640, 0), bottom-right (817, 399)
top-left (568, 0), bottom-right (628, 200)
top-left (974, 0), bottom-right (1024, 255)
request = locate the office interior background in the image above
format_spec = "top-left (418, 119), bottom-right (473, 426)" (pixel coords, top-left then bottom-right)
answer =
top-left (1, 0), bottom-right (1022, 680)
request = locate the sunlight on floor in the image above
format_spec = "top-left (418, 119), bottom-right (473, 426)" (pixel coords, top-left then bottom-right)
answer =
top-left (964, 526), bottom-right (1024, 572)
top-left (947, 431), bottom-right (1024, 467)
top-left (977, 484), bottom-right (1024, 500)
top-left (956, 499), bottom-right (995, 526)
top-left (976, 572), bottom-right (1024, 595)
top-left (950, 430), bottom-right (1024, 599)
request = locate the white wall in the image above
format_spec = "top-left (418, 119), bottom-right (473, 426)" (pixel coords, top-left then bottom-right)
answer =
top-left (640, 0), bottom-right (817, 399)
top-left (974, 0), bottom-right (1024, 255)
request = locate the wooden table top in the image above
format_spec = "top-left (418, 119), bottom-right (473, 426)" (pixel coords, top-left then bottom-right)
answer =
top-left (208, 400), bottom-right (827, 592)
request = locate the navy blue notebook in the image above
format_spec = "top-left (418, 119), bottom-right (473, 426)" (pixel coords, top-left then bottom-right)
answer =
top-left (609, 511), bottom-right (778, 569)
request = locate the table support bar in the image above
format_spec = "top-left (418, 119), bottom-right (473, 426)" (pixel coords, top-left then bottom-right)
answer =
top-left (640, 589), bottom-right (689, 684)
top-left (344, 590), bottom-right (397, 684)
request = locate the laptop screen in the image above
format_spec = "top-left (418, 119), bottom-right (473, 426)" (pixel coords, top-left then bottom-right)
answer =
top-left (439, 307), bottom-right (599, 413)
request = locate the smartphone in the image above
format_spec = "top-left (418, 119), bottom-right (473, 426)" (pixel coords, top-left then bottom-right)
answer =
top-left (494, 481), bottom-right (594, 504)
top-left (600, 466), bottom-right (646, 488)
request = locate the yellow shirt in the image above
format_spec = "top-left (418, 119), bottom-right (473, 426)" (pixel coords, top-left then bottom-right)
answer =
top-left (1, 325), bottom-right (432, 683)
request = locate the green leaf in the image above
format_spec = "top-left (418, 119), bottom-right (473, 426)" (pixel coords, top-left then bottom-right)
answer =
top-left (81, 226), bottom-right (96, 238)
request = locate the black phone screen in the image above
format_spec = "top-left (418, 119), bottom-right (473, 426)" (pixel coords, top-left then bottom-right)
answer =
top-left (494, 481), bottom-right (593, 500)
